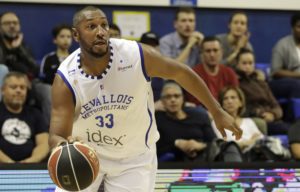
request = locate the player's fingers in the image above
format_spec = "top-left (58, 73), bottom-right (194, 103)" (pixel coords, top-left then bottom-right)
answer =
top-left (231, 124), bottom-right (243, 140)
top-left (67, 136), bottom-right (75, 143)
top-left (218, 127), bottom-right (227, 140)
top-left (74, 136), bottom-right (84, 143)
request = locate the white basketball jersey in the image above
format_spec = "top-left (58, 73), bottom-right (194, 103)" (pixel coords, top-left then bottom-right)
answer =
top-left (57, 39), bottom-right (159, 159)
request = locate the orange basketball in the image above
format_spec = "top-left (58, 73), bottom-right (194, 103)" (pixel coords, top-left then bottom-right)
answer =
top-left (47, 141), bottom-right (99, 191)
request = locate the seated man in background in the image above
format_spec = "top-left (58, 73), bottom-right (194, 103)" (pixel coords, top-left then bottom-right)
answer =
top-left (0, 11), bottom-right (38, 79)
top-left (270, 13), bottom-right (300, 100)
top-left (156, 82), bottom-right (242, 162)
top-left (0, 72), bottom-right (49, 163)
top-left (159, 7), bottom-right (204, 68)
top-left (186, 36), bottom-right (239, 105)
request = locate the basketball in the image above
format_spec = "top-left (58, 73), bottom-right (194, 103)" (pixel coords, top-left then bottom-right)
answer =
top-left (47, 141), bottom-right (99, 191)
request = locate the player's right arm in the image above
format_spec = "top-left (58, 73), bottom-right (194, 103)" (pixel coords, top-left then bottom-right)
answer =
top-left (48, 74), bottom-right (75, 150)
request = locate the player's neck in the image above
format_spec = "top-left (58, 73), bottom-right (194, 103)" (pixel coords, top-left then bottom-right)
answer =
top-left (80, 51), bottom-right (110, 76)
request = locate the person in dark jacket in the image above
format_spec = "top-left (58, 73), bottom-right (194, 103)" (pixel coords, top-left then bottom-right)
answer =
top-left (236, 48), bottom-right (289, 135)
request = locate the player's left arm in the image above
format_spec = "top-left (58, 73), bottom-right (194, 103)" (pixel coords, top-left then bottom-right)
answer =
top-left (142, 44), bottom-right (242, 140)
top-left (20, 133), bottom-right (50, 163)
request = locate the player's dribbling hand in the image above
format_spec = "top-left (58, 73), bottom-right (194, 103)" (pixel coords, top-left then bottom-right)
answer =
top-left (212, 108), bottom-right (243, 140)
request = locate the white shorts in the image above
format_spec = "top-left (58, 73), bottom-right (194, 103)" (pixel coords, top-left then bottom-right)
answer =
top-left (55, 145), bottom-right (157, 192)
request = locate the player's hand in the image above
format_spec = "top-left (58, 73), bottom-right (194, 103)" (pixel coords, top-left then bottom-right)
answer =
top-left (67, 136), bottom-right (84, 144)
top-left (212, 108), bottom-right (243, 140)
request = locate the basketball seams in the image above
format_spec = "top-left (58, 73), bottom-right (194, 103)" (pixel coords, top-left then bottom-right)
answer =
top-left (48, 142), bottom-right (99, 191)
top-left (73, 143), bottom-right (96, 180)
top-left (48, 146), bottom-right (64, 189)
top-left (55, 147), bottom-right (63, 189)
top-left (66, 142), bottom-right (81, 191)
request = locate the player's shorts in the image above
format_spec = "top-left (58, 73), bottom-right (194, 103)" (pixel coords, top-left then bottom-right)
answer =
top-left (55, 145), bottom-right (157, 192)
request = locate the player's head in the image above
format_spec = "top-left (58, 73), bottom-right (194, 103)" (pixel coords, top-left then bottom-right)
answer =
top-left (174, 7), bottom-right (196, 38)
top-left (161, 81), bottom-right (184, 114)
top-left (108, 23), bottom-right (121, 38)
top-left (228, 11), bottom-right (248, 38)
top-left (1, 72), bottom-right (29, 112)
top-left (72, 6), bottom-right (109, 58)
top-left (291, 13), bottom-right (300, 41)
top-left (219, 87), bottom-right (245, 117)
top-left (236, 48), bottom-right (255, 76)
top-left (0, 11), bottom-right (21, 41)
top-left (200, 36), bottom-right (223, 67)
top-left (52, 24), bottom-right (72, 51)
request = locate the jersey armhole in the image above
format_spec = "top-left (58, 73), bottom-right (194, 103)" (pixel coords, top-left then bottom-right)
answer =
top-left (137, 43), bottom-right (151, 82)
top-left (56, 70), bottom-right (76, 105)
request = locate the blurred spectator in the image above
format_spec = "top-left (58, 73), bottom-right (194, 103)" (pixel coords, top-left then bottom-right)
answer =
top-left (108, 23), bottom-right (121, 38)
top-left (156, 82), bottom-right (242, 162)
top-left (186, 36), bottom-right (239, 105)
top-left (40, 24), bottom-right (72, 85)
top-left (159, 7), bottom-right (204, 67)
top-left (0, 12), bottom-right (38, 79)
top-left (270, 13), bottom-right (300, 99)
top-left (36, 24), bottom-right (72, 125)
top-left (212, 87), bottom-right (264, 152)
top-left (141, 31), bottom-right (159, 48)
top-left (140, 31), bottom-right (163, 102)
top-left (236, 49), bottom-right (289, 135)
top-left (0, 72), bottom-right (49, 163)
top-left (217, 11), bottom-right (253, 67)
top-left (212, 87), bottom-right (290, 161)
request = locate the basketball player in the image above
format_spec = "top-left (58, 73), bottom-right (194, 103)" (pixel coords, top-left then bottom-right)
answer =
top-left (49, 6), bottom-right (242, 192)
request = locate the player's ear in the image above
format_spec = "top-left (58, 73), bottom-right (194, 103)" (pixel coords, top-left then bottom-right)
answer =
top-left (72, 28), bottom-right (79, 42)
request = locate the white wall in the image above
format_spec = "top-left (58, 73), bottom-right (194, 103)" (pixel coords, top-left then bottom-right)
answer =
top-left (2, 0), bottom-right (300, 10)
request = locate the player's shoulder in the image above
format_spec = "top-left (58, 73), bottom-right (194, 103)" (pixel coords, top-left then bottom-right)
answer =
top-left (109, 38), bottom-right (139, 49)
top-left (109, 38), bottom-right (142, 59)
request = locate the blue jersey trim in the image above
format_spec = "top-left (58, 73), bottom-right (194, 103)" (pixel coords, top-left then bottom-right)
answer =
top-left (137, 43), bottom-right (151, 82)
top-left (56, 70), bottom-right (76, 105)
top-left (145, 106), bottom-right (153, 148)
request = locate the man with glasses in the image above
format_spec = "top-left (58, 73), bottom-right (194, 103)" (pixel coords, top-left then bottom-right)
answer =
top-left (156, 82), bottom-right (242, 162)
top-left (0, 12), bottom-right (37, 79)
top-left (156, 81), bottom-right (215, 161)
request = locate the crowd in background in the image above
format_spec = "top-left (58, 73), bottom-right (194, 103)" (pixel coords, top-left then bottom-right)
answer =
top-left (0, 8), bottom-right (300, 164)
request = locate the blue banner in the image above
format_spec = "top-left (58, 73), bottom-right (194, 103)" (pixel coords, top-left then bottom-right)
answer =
top-left (170, 0), bottom-right (197, 6)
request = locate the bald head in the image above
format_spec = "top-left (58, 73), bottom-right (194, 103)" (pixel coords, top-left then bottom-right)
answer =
top-left (73, 6), bottom-right (106, 27)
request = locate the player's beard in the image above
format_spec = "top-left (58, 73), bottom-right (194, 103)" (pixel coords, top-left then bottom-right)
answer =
top-left (89, 43), bottom-right (109, 58)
